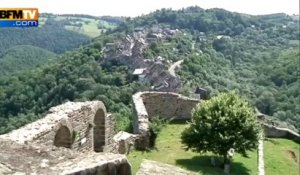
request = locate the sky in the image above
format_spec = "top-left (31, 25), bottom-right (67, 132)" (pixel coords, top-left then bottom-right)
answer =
top-left (1, 0), bottom-right (299, 17)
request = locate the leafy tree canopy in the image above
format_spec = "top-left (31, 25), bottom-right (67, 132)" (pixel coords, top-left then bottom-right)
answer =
top-left (181, 91), bottom-right (261, 162)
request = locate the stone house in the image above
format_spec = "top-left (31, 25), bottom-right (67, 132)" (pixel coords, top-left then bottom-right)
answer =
top-left (132, 68), bottom-right (147, 82)
top-left (192, 87), bottom-right (209, 100)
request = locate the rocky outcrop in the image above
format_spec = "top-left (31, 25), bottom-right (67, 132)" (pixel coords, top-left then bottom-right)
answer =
top-left (136, 159), bottom-right (197, 175)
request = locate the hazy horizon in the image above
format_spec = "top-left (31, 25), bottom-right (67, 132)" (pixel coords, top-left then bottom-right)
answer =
top-left (1, 0), bottom-right (299, 17)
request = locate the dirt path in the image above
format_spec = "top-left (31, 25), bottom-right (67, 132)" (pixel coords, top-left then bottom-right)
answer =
top-left (168, 60), bottom-right (184, 77)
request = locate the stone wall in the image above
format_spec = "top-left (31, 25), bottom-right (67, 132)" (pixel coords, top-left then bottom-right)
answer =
top-left (0, 139), bottom-right (132, 175)
top-left (104, 113), bottom-right (116, 151)
top-left (0, 101), bottom-right (116, 153)
top-left (111, 131), bottom-right (139, 154)
top-left (137, 159), bottom-right (197, 175)
top-left (132, 91), bottom-right (200, 148)
top-left (132, 91), bottom-right (300, 150)
top-left (141, 92), bottom-right (199, 120)
top-left (263, 123), bottom-right (300, 143)
top-left (62, 153), bottom-right (132, 175)
top-left (0, 101), bottom-right (134, 174)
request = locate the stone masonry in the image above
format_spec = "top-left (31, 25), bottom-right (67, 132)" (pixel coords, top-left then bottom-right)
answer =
top-left (263, 123), bottom-right (300, 143)
top-left (132, 91), bottom-right (200, 149)
top-left (132, 91), bottom-right (300, 149)
top-left (1, 93), bottom-right (299, 174)
top-left (0, 101), bottom-right (115, 152)
top-left (136, 159), bottom-right (197, 175)
top-left (0, 139), bottom-right (131, 174)
top-left (0, 101), bottom-right (133, 174)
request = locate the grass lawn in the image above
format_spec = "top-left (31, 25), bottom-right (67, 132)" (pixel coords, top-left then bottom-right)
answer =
top-left (264, 138), bottom-right (299, 175)
top-left (38, 16), bottom-right (117, 37)
top-left (128, 123), bottom-right (258, 175)
top-left (65, 19), bottom-right (102, 38)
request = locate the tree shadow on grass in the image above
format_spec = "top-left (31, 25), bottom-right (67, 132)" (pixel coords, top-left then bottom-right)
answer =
top-left (176, 155), bottom-right (252, 175)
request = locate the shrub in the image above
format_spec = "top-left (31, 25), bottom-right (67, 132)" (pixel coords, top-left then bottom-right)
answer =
top-left (149, 116), bottom-right (169, 148)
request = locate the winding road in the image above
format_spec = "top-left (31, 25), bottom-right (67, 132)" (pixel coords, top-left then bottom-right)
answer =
top-left (168, 59), bottom-right (184, 77)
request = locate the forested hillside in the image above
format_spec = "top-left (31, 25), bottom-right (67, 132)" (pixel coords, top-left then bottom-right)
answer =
top-left (0, 45), bottom-right (56, 76)
top-left (0, 42), bottom-right (146, 133)
top-left (0, 7), bottom-right (298, 134)
top-left (115, 7), bottom-right (299, 130)
top-left (0, 17), bottom-right (90, 76)
top-left (0, 19), bottom-right (90, 55)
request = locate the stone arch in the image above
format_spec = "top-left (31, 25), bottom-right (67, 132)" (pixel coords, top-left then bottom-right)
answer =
top-left (93, 108), bottom-right (106, 152)
top-left (54, 125), bottom-right (72, 148)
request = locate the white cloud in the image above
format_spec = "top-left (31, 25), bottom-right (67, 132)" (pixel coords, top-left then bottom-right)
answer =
top-left (0, 0), bottom-right (298, 17)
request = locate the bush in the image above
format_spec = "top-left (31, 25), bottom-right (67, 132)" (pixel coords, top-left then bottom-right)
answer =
top-left (149, 116), bottom-right (169, 148)
top-left (114, 108), bottom-right (133, 133)
top-left (181, 91), bottom-right (261, 166)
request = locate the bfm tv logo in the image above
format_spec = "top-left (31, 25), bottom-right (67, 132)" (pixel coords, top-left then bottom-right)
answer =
top-left (0, 8), bottom-right (39, 27)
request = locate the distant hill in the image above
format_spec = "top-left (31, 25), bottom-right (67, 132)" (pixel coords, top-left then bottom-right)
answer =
top-left (0, 19), bottom-right (90, 55)
top-left (0, 15), bottom-right (106, 75)
top-left (40, 14), bottom-right (120, 38)
top-left (0, 45), bottom-right (56, 76)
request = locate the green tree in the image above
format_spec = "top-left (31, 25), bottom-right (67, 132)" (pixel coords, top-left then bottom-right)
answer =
top-left (181, 91), bottom-right (261, 171)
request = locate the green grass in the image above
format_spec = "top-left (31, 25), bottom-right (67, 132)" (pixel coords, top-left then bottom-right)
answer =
top-left (57, 16), bottom-right (116, 38)
top-left (128, 123), bottom-right (258, 175)
top-left (40, 16), bottom-right (117, 37)
top-left (64, 18), bottom-right (103, 38)
top-left (264, 138), bottom-right (299, 175)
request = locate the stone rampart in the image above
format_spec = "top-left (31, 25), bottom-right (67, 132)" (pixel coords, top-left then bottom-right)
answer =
top-left (132, 91), bottom-right (200, 148)
top-left (263, 123), bottom-right (300, 143)
top-left (0, 101), bottom-right (115, 152)
top-left (0, 139), bottom-right (132, 174)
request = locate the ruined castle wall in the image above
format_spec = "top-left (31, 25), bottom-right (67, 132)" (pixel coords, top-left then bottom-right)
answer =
top-left (0, 111), bottom-right (67, 145)
top-left (141, 92), bottom-right (199, 120)
top-left (263, 123), bottom-right (300, 143)
top-left (0, 139), bottom-right (132, 175)
top-left (35, 101), bottom-right (109, 152)
top-left (132, 91), bottom-right (200, 148)
top-left (0, 101), bottom-right (115, 153)
top-left (62, 153), bottom-right (132, 175)
top-left (104, 113), bottom-right (117, 152)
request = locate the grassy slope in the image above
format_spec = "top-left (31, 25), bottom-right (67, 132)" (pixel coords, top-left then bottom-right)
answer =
top-left (264, 138), bottom-right (299, 175)
top-left (128, 123), bottom-right (258, 175)
top-left (64, 18), bottom-right (102, 38)
top-left (40, 16), bottom-right (116, 38)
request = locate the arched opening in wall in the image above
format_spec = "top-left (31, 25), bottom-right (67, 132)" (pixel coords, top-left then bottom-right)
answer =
top-left (93, 108), bottom-right (106, 152)
top-left (54, 126), bottom-right (72, 148)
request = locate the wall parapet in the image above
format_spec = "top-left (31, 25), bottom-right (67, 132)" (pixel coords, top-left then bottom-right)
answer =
top-left (263, 123), bottom-right (300, 143)
top-left (132, 91), bottom-right (200, 149)
top-left (132, 91), bottom-right (300, 149)
top-left (0, 101), bottom-right (115, 152)
top-left (0, 138), bottom-right (132, 175)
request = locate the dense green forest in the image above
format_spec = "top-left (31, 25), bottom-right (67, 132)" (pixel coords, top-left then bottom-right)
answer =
top-left (0, 45), bottom-right (56, 76)
top-left (0, 7), bottom-right (298, 134)
top-left (0, 43), bottom-right (146, 133)
top-left (0, 16), bottom-right (95, 76)
top-left (0, 19), bottom-right (90, 55)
